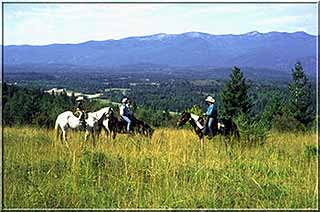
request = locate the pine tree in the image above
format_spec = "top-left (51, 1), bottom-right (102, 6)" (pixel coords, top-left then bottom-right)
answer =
top-left (220, 66), bottom-right (252, 120)
top-left (261, 93), bottom-right (284, 130)
top-left (288, 62), bottom-right (314, 128)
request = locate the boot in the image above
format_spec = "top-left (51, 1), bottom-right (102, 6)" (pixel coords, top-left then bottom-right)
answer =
top-left (207, 128), bottom-right (213, 138)
top-left (201, 127), bottom-right (207, 134)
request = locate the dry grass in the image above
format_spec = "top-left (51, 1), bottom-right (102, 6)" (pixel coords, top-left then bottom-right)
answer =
top-left (3, 127), bottom-right (318, 209)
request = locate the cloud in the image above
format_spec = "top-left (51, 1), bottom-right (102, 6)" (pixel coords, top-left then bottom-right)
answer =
top-left (3, 3), bottom-right (318, 45)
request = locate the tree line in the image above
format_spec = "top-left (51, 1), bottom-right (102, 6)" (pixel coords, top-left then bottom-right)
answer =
top-left (2, 63), bottom-right (316, 136)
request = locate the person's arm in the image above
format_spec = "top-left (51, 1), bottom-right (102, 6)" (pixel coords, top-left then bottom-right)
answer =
top-left (119, 105), bottom-right (124, 116)
top-left (205, 105), bottom-right (212, 116)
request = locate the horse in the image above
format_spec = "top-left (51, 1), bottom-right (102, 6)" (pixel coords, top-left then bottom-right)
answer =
top-left (85, 107), bottom-right (112, 145)
top-left (102, 111), bottom-right (154, 140)
top-left (54, 110), bottom-right (86, 147)
top-left (55, 107), bottom-right (112, 147)
top-left (131, 116), bottom-right (154, 137)
top-left (176, 112), bottom-right (239, 149)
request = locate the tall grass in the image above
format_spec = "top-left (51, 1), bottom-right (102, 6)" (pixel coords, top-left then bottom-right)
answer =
top-left (3, 127), bottom-right (318, 209)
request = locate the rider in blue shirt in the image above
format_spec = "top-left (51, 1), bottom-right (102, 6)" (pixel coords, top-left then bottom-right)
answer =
top-left (201, 96), bottom-right (217, 137)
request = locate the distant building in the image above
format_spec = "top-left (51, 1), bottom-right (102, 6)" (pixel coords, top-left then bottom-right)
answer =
top-left (45, 87), bottom-right (103, 100)
top-left (45, 88), bottom-right (66, 95)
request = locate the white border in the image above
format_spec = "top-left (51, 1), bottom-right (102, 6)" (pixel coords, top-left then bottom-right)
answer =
top-left (1, 1), bottom-right (319, 211)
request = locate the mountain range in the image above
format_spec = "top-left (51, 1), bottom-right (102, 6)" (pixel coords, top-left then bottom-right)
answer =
top-left (4, 31), bottom-right (317, 74)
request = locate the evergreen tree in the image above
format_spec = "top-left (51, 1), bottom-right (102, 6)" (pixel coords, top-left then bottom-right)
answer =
top-left (261, 93), bottom-right (284, 130)
top-left (220, 66), bottom-right (252, 120)
top-left (288, 62), bottom-right (314, 128)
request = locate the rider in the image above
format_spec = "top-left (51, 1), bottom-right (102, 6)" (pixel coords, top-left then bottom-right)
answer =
top-left (119, 97), bottom-right (132, 133)
top-left (75, 96), bottom-right (85, 113)
top-left (201, 96), bottom-right (217, 137)
top-left (75, 96), bottom-right (87, 128)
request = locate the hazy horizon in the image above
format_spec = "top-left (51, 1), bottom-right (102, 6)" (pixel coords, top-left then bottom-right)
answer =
top-left (4, 30), bottom-right (317, 46)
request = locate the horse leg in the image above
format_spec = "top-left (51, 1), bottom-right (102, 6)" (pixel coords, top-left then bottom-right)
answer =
top-left (109, 129), bottom-right (113, 140)
top-left (92, 130), bottom-right (96, 147)
top-left (224, 136), bottom-right (228, 155)
top-left (62, 129), bottom-right (66, 143)
top-left (105, 125), bottom-right (113, 142)
top-left (105, 129), bottom-right (109, 142)
top-left (112, 129), bottom-right (117, 140)
top-left (85, 130), bottom-right (90, 142)
top-left (60, 128), bottom-right (64, 144)
top-left (200, 136), bottom-right (204, 149)
top-left (55, 126), bottom-right (60, 142)
top-left (63, 129), bottom-right (70, 149)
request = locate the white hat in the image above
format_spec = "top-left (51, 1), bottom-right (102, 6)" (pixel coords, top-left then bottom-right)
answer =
top-left (205, 96), bottom-right (215, 103)
top-left (76, 96), bottom-right (84, 101)
top-left (122, 97), bottom-right (128, 103)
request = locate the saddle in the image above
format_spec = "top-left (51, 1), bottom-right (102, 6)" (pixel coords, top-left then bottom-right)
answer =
top-left (202, 117), bottom-right (220, 137)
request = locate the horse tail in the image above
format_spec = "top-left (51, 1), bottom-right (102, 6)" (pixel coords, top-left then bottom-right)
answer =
top-left (54, 119), bottom-right (60, 140)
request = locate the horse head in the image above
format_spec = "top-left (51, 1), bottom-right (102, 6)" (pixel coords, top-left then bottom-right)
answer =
top-left (177, 111), bottom-right (191, 127)
top-left (103, 107), bottom-right (116, 120)
top-left (108, 109), bottom-right (119, 125)
top-left (142, 122), bottom-right (154, 138)
top-left (78, 111), bottom-right (87, 129)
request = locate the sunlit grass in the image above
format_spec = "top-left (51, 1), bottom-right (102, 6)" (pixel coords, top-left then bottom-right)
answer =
top-left (3, 127), bottom-right (318, 209)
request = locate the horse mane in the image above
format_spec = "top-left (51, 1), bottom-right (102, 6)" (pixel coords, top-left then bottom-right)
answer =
top-left (89, 107), bottom-right (110, 121)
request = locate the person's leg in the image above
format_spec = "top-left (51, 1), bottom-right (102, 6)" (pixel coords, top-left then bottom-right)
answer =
top-left (127, 120), bottom-right (131, 132)
top-left (207, 118), bottom-right (213, 136)
top-left (122, 116), bottom-right (131, 132)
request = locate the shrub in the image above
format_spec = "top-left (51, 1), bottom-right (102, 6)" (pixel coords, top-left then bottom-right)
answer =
top-left (272, 114), bottom-right (303, 132)
top-left (234, 113), bottom-right (268, 145)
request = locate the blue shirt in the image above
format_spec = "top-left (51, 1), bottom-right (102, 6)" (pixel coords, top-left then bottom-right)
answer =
top-left (120, 104), bottom-right (130, 117)
top-left (205, 104), bottom-right (217, 117)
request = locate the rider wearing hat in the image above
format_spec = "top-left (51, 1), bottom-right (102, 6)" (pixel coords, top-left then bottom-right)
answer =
top-left (75, 96), bottom-right (86, 120)
top-left (201, 96), bottom-right (217, 137)
top-left (120, 97), bottom-right (132, 133)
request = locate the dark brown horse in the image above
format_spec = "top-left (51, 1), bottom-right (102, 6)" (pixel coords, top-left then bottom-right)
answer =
top-left (177, 112), bottom-right (239, 148)
top-left (102, 111), bottom-right (154, 140)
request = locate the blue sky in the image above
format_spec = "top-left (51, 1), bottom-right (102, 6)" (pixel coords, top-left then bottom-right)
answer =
top-left (4, 3), bottom-right (318, 45)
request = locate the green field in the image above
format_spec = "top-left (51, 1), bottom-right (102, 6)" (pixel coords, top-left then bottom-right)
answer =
top-left (3, 127), bottom-right (318, 209)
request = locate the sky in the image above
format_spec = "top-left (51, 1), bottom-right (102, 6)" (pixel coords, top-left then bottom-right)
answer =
top-left (3, 3), bottom-right (318, 45)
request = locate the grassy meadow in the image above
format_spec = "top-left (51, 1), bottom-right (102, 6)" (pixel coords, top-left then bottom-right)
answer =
top-left (3, 126), bottom-right (318, 209)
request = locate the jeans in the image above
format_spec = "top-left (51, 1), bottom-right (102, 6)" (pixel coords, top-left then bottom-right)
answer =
top-left (202, 117), bottom-right (214, 136)
top-left (121, 115), bottom-right (131, 132)
top-left (207, 117), bottom-right (214, 136)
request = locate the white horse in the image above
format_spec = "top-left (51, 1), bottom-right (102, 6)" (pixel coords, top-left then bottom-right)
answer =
top-left (85, 107), bottom-right (112, 144)
top-left (54, 110), bottom-right (86, 146)
top-left (55, 107), bottom-right (112, 146)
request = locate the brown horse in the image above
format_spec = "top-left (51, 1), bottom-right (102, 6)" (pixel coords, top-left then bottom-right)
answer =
top-left (101, 111), bottom-right (154, 140)
top-left (177, 112), bottom-right (239, 149)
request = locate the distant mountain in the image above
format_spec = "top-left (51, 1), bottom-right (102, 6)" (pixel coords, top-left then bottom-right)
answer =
top-left (4, 31), bottom-right (316, 74)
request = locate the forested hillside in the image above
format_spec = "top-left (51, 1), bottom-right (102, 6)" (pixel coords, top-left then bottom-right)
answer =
top-left (3, 64), bottom-right (316, 132)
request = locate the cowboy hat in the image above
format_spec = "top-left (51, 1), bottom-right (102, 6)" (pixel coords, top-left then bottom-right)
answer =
top-left (122, 97), bottom-right (128, 103)
top-left (205, 96), bottom-right (215, 103)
